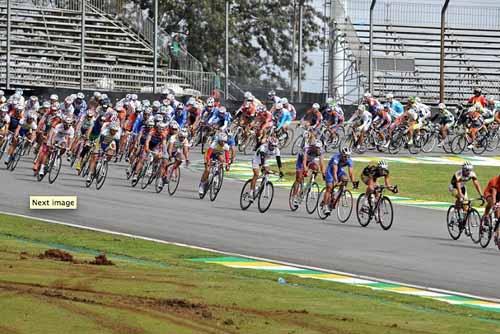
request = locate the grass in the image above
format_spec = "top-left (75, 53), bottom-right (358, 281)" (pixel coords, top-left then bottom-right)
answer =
top-left (1, 213), bottom-right (500, 333)
top-left (282, 161), bottom-right (500, 203)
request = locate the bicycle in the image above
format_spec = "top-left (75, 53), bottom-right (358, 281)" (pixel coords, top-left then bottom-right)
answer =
top-left (356, 185), bottom-right (398, 230)
top-left (7, 135), bottom-right (28, 172)
top-left (240, 170), bottom-right (280, 213)
top-left (155, 160), bottom-right (182, 195)
top-left (37, 144), bottom-right (64, 184)
top-left (288, 169), bottom-right (320, 214)
top-left (446, 198), bottom-right (483, 241)
top-left (317, 180), bottom-right (357, 222)
top-left (85, 150), bottom-right (109, 190)
top-left (477, 204), bottom-right (499, 249)
top-left (132, 152), bottom-right (153, 188)
top-left (199, 159), bottom-right (225, 201)
top-left (0, 131), bottom-right (14, 162)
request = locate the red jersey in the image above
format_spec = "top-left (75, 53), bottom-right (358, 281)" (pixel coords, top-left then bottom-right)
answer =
top-left (468, 95), bottom-right (487, 107)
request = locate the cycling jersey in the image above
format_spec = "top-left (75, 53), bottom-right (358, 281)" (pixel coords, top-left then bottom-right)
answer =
top-left (168, 134), bottom-right (189, 152)
top-left (325, 153), bottom-right (353, 185)
top-left (99, 127), bottom-right (121, 151)
top-left (349, 110), bottom-right (372, 131)
top-left (296, 144), bottom-right (323, 171)
top-left (51, 123), bottom-right (74, 145)
top-left (276, 110), bottom-right (292, 129)
top-left (8, 115), bottom-right (21, 132)
top-left (450, 169), bottom-right (477, 189)
top-left (468, 95), bottom-right (487, 107)
top-left (148, 128), bottom-right (168, 149)
top-left (362, 165), bottom-right (389, 181)
top-left (19, 119), bottom-right (37, 136)
top-left (252, 143), bottom-right (280, 169)
top-left (0, 114), bottom-right (10, 128)
top-left (388, 100), bottom-right (404, 119)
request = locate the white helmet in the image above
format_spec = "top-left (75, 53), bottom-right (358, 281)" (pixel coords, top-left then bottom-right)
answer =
top-left (131, 94), bottom-right (138, 100)
top-left (281, 97), bottom-right (288, 104)
top-left (146, 119), bottom-right (155, 127)
top-left (378, 160), bottom-right (389, 170)
top-left (386, 93), bottom-right (394, 99)
top-left (312, 103), bottom-right (320, 110)
top-left (169, 120), bottom-right (179, 130)
top-left (179, 129), bottom-right (188, 139)
top-left (219, 106), bottom-right (227, 114)
top-left (50, 94), bottom-right (59, 101)
top-left (341, 147), bottom-right (352, 156)
top-left (206, 97), bottom-right (215, 107)
top-left (161, 88), bottom-right (169, 95)
top-left (275, 103), bottom-right (283, 110)
top-left (0, 90), bottom-right (4, 97)
top-left (76, 92), bottom-right (85, 100)
top-left (152, 101), bottom-right (161, 109)
top-left (326, 97), bottom-right (335, 105)
top-left (110, 122), bottom-right (120, 131)
top-left (93, 91), bottom-right (101, 99)
top-left (218, 133), bottom-right (228, 142)
top-left (438, 103), bottom-right (446, 110)
top-left (156, 122), bottom-right (168, 130)
top-left (364, 92), bottom-right (372, 99)
top-left (462, 161), bottom-right (473, 171)
top-left (357, 105), bottom-right (366, 113)
top-left (244, 91), bottom-right (253, 100)
top-left (314, 140), bottom-right (322, 148)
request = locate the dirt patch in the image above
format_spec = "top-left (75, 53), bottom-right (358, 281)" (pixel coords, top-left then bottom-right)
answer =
top-left (19, 251), bottom-right (29, 260)
top-left (89, 254), bottom-right (114, 266)
top-left (38, 249), bottom-right (74, 262)
top-left (158, 298), bottom-right (204, 309)
top-left (288, 309), bottom-right (309, 314)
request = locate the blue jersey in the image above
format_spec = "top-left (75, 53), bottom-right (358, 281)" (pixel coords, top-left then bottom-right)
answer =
top-left (325, 153), bottom-right (353, 184)
top-left (175, 109), bottom-right (188, 128)
top-left (277, 110), bottom-right (292, 129)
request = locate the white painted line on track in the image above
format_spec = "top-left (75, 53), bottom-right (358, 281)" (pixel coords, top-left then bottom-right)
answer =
top-left (2, 209), bottom-right (500, 304)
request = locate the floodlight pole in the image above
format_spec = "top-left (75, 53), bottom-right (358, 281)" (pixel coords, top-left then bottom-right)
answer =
top-left (297, 0), bottom-right (304, 102)
top-left (290, 0), bottom-right (297, 102)
top-left (440, 0), bottom-right (450, 103)
top-left (6, 0), bottom-right (11, 89)
top-left (153, 0), bottom-right (158, 93)
top-left (225, 0), bottom-right (229, 101)
top-left (80, 0), bottom-right (85, 90)
top-left (368, 0), bottom-right (376, 94)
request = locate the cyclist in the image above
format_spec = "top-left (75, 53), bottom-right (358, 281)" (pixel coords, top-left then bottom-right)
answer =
top-left (363, 92), bottom-right (382, 117)
top-left (252, 105), bottom-right (273, 148)
top-left (301, 103), bottom-right (323, 133)
top-left (25, 96), bottom-right (40, 114)
top-left (174, 103), bottom-right (188, 128)
top-left (321, 147), bottom-right (357, 214)
top-left (467, 103), bottom-right (485, 147)
top-left (448, 161), bottom-right (483, 208)
top-left (71, 109), bottom-right (96, 168)
top-left (324, 101), bottom-right (344, 135)
top-left (282, 98), bottom-right (296, 121)
top-left (86, 122), bottom-right (121, 186)
top-left (275, 103), bottom-right (292, 132)
top-left (431, 103), bottom-right (454, 146)
top-left (158, 128), bottom-right (190, 191)
top-left (361, 160), bottom-right (395, 198)
top-left (3, 106), bottom-right (25, 165)
top-left (292, 138), bottom-right (325, 205)
top-left (386, 93), bottom-right (404, 120)
top-left (5, 111), bottom-right (37, 165)
top-left (482, 174), bottom-right (500, 245)
top-left (208, 106), bottom-right (232, 132)
top-left (198, 132), bottom-right (231, 195)
top-left (467, 88), bottom-right (487, 107)
top-left (247, 137), bottom-right (283, 201)
top-left (0, 105), bottom-right (10, 138)
top-left (73, 92), bottom-right (87, 118)
top-left (347, 104), bottom-right (372, 149)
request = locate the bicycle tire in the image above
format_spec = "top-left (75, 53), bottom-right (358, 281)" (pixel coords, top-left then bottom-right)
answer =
top-left (446, 205), bottom-right (462, 240)
top-left (466, 208), bottom-right (482, 243)
top-left (337, 189), bottom-right (354, 223)
top-left (288, 181), bottom-right (302, 212)
top-left (95, 160), bottom-right (108, 190)
top-left (305, 182), bottom-right (320, 214)
top-left (316, 188), bottom-right (330, 220)
top-left (140, 161), bottom-right (152, 189)
top-left (167, 164), bottom-right (181, 196)
top-left (356, 194), bottom-right (372, 227)
top-left (48, 154), bottom-right (62, 184)
top-left (9, 144), bottom-right (23, 171)
top-left (451, 135), bottom-right (466, 154)
top-left (0, 137), bottom-right (8, 161)
top-left (258, 181), bottom-right (274, 213)
top-left (472, 138), bottom-right (487, 155)
top-left (239, 179), bottom-right (253, 210)
top-left (209, 168), bottom-right (224, 202)
top-left (378, 196), bottom-right (394, 230)
top-left (291, 135), bottom-right (303, 155)
top-left (479, 215), bottom-right (493, 248)
top-left (486, 133), bottom-right (500, 152)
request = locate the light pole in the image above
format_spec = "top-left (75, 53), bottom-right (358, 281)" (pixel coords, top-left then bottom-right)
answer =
top-left (297, 0), bottom-right (304, 102)
top-left (6, 0), bottom-right (11, 89)
top-left (368, 0), bottom-right (376, 94)
top-left (80, 0), bottom-right (85, 90)
top-left (153, 0), bottom-right (158, 93)
top-left (440, 0), bottom-right (450, 103)
top-left (290, 0), bottom-right (297, 101)
top-left (225, 0), bottom-right (229, 101)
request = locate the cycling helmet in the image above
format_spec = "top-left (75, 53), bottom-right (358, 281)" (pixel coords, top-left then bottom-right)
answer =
top-left (268, 90), bottom-right (276, 98)
top-left (186, 97), bottom-right (196, 106)
top-left (161, 88), bottom-right (169, 95)
top-left (42, 101), bottom-right (51, 108)
top-left (130, 94), bottom-right (138, 101)
top-left (415, 97), bottom-right (421, 104)
top-left (93, 91), bottom-right (102, 99)
top-left (110, 122), bottom-right (120, 131)
top-left (30, 96), bottom-right (38, 102)
top-left (169, 121), bottom-right (179, 130)
top-left (50, 94), bottom-right (59, 101)
top-left (275, 103), bottom-right (283, 110)
top-left (152, 101), bottom-right (161, 109)
top-left (312, 103), bottom-right (320, 110)
top-left (154, 114), bottom-right (163, 122)
top-left (166, 93), bottom-right (174, 100)
top-left (438, 103), bottom-right (446, 110)
top-left (257, 105), bottom-right (267, 113)
top-left (218, 133), bottom-right (228, 142)
top-left (378, 160), bottom-right (389, 170)
top-left (15, 105), bottom-right (24, 113)
top-left (473, 87), bottom-right (481, 95)
top-left (156, 122), bottom-right (167, 130)
top-left (101, 93), bottom-right (108, 100)
top-left (326, 97), bottom-right (335, 105)
top-left (281, 97), bottom-right (289, 104)
top-left (76, 92), bottom-right (85, 100)
top-left (206, 97), bottom-right (215, 107)
top-left (0, 90), bottom-right (4, 97)
top-left (408, 96), bottom-right (416, 104)
top-left (15, 88), bottom-right (23, 96)
top-left (176, 103), bottom-right (184, 110)
top-left (244, 91), bottom-right (253, 100)
top-left (462, 161), bottom-right (473, 171)
top-left (314, 140), bottom-right (323, 148)
top-left (0, 105), bottom-right (7, 113)
top-left (357, 105), bottom-right (366, 113)
top-left (27, 112), bottom-right (36, 120)
top-left (364, 92), bottom-right (372, 99)
top-left (179, 129), bottom-right (188, 139)
top-left (146, 119), bottom-right (155, 127)
top-left (383, 103), bottom-right (390, 110)
top-left (341, 147), bottom-right (352, 157)
top-left (386, 93), bottom-right (394, 99)
top-left (64, 116), bottom-right (73, 124)
top-left (142, 100), bottom-right (151, 108)
top-left (65, 96), bottom-right (74, 104)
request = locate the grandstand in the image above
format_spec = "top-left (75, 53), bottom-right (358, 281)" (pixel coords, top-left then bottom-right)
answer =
top-left (326, 0), bottom-right (500, 105)
top-left (0, 0), bottom-right (216, 96)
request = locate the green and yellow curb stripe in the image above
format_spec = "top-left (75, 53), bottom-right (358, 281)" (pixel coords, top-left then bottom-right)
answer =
top-left (192, 256), bottom-right (500, 312)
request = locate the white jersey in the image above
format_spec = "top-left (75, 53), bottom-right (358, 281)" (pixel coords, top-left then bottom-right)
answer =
top-left (252, 143), bottom-right (280, 168)
top-left (169, 134), bottom-right (189, 151)
top-left (19, 119), bottom-right (37, 131)
top-left (0, 114), bottom-right (10, 127)
top-left (100, 126), bottom-right (121, 145)
top-left (52, 123), bottom-right (75, 143)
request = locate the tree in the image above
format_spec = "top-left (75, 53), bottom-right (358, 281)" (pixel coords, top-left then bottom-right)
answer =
top-left (149, 0), bottom-right (323, 88)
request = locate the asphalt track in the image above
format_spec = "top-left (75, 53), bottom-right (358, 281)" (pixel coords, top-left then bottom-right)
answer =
top-left (1, 149), bottom-right (499, 299)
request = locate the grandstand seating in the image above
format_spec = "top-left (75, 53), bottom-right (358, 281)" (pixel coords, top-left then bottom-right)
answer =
top-left (0, 0), bottom-right (214, 95)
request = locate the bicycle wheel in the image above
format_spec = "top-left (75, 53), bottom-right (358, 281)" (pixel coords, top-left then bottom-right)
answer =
top-left (472, 138), bottom-right (487, 155)
top-left (95, 160), bottom-right (108, 190)
top-left (421, 133), bottom-right (438, 153)
top-left (486, 133), bottom-right (500, 152)
top-left (167, 165), bottom-right (181, 196)
top-left (209, 168), bottom-right (224, 202)
top-left (479, 215), bottom-right (493, 248)
top-left (451, 135), bottom-right (466, 154)
top-left (288, 181), bottom-right (302, 212)
top-left (305, 182), bottom-right (320, 214)
top-left (0, 137), bottom-right (8, 161)
top-left (291, 135), bottom-right (303, 155)
top-left (446, 205), bottom-right (462, 240)
top-left (378, 196), bottom-right (394, 230)
top-left (9, 145), bottom-right (23, 171)
top-left (337, 189), bottom-right (354, 223)
top-left (258, 181), bottom-right (274, 213)
top-left (316, 188), bottom-right (330, 220)
top-left (48, 153), bottom-right (62, 184)
top-left (356, 194), bottom-right (372, 227)
top-left (467, 209), bottom-right (482, 243)
top-left (239, 179), bottom-right (253, 210)
top-left (140, 161), bottom-right (152, 189)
